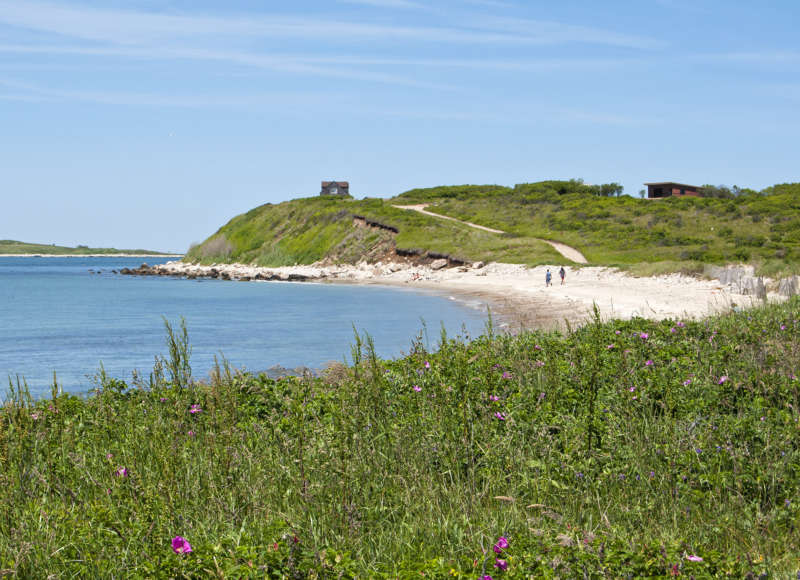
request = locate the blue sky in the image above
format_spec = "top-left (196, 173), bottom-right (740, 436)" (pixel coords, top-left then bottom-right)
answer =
top-left (1, 0), bottom-right (798, 252)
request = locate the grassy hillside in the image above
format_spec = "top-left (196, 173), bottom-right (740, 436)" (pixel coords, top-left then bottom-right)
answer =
top-left (185, 180), bottom-right (800, 274)
top-left (184, 196), bottom-right (564, 266)
top-left (0, 240), bottom-right (173, 256)
top-left (390, 180), bottom-right (800, 276)
top-left (3, 298), bottom-right (799, 576)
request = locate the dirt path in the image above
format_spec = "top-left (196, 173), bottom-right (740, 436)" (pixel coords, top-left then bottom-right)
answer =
top-left (392, 203), bottom-right (588, 264)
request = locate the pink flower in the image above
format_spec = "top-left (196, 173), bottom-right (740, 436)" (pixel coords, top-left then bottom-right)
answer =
top-left (683, 379), bottom-right (692, 386)
top-left (670, 327), bottom-right (677, 333)
top-left (30, 412), bottom-right (40, 420)
top-left (489, 395), bottom-right (499, 402)
top-left (717, 376), bottom-right (728, 384)
top-left (677, 321), bottom-right (685, 327)
top-left (115, 467), bottom-right (128, 477)
top-left (607, 344), bottom-right (615, 349)
top-left (534, 344), bottom-right (542, 350)
top-left (493, 536), bottom-right (509, 553)
top-left (781, 325), bottom-right (787, 330)
top-left (413, 385), bottom-right (422, 392)
top-left (189, 404), bottom-right (202, 414)
top-left (424, 361), bottom-right (430, 369)
top-left (188, 430), bottom-right (195, 436)
top-left (481, 576), bottom-right (493, 580)
top-left (645, 360), bottom-right (654, 366)
top-left (494, 412), bottom-right (506, 421)
top-left (615, 330), bottom-right (621, 335)
top-left (494, 558), bottom-right (508, 571)
top-left (502, 371), bottom-right (512, 379)
top-left (686, 554), bottom-right (702, 562)
top-left (639, 332), bottom-right (649, 340)
top-left (629, 387), bottom-right (636, 392)
top-left (171, 536), bottom-right (192, 554)
top-left (535, 360), bottom-right (545, 367)
top-left (159, 397), bottom-right (167, 402)
top-left (106, 453), bottom-right (113, 460)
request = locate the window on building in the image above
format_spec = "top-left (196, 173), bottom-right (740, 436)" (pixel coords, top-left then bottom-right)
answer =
top-left (330, 187), bottom-right (338, 194)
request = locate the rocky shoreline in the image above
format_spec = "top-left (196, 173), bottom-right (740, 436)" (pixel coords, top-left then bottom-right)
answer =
top-left (116, 259), bottom-right (800, 333)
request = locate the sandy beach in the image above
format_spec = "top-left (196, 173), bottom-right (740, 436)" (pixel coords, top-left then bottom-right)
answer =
top-left (137, 260), bottom-right (781, 331)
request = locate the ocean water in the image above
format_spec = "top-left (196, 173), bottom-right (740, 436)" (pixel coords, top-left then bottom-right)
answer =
top-left (0, 257), bottom-right (488, 398)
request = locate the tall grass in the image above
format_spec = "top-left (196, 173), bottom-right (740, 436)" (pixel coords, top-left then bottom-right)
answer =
top-left (1, 300), bottom-right (799, 577)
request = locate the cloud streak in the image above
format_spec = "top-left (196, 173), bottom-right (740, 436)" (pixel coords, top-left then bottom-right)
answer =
top-left (0, 0), bottom-right (658, 49)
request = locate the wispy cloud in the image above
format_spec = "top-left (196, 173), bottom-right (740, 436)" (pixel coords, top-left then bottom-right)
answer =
top-left (338, 0), bottom-right (426, 9)
top-left (0, 44), bottom-right (458, 90)
top-left (0, 0), bottom-right (658, 49)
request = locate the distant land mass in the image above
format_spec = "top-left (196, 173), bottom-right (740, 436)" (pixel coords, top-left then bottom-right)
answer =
top-left (0, 240), bottom-right (179, 256)
top-left (185, 179), bottom-right (800, 277)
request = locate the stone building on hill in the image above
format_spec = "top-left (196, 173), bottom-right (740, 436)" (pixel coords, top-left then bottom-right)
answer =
top-left (320, 181), bottom-right (349, 196)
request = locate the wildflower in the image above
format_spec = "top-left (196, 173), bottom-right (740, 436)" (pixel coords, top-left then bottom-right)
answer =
top-left (781, 325), bottom-right (787, 330)
top-left (159, 397), bottom-right (167, 402)
top-left (534, 344), bottom-right (542, 350)
top-left (106, 453), bottom-right (113, 460)
top-left (115, 467), bottom-right (128, 477)
top-left (576, 472), bottom-right (584, 478)
top-left (493, 536), bottom-right (509, 553)
top-left (649, 470), bottom-right (655, 478)
top-left (785, 499), bottom-right (791, 507)
top-left (535, 360), bottom-right (545, 367)
top-left (171, 536), bottom-right (192, 554)
top-left (670, 327), bottom-right (677, 333)
top-left (189, 404), bottom-right (202, 414)
top-left (683, 379), bottom-right (692, 386)
top-left (489, 395), bottom-right (499, 402)
top-left (717, 376), bottom-right (728, 385)
top-left (606, 344), bottom-right (615, 349)
top-left (676, 321), bottom-right (685, 327)
top-left (619, 474), bottom-right (625, 480)
top-left (629, 387), bottom-right (636, 392)
top-left (424, 361), bottom-right (430, 369)
top-left (615, 330), bottom-right (621, 335)
top-left (413, 385), bottom-right (422, 392)
top-left (645, 360), bottom-right (654, 366)
top-left (480, 576), bottom-right (493, 580)
top-left (686, 554), bottom-right (703, 562)
top-left (538, 392), bottom-right (546, 401)
top-left (502, 371), bottom-right (512, 379)
top-left (639, 332), bottom-right (649, 340)
top-left (30, 412), bottom-right (40, 420)
top-left (695, 448), bottom-right (702, 454)
top-left (494, 412), bottom-right (506, 421)
top-left (760, 416), bottom-right (765, 421)
top-left (494, 559), bottom-right (508, 571)
top-left (188, 430), bottom-right (195, 437)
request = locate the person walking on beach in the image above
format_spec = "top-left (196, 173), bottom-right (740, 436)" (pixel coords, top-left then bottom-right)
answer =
top-left (545, 269), bottom-right (552, 287)
top-left (559, 266), bottom-right (566, 285)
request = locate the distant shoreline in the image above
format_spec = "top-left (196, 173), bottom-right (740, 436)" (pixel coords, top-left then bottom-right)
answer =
top-left (0, 253), bottom-right (184, 258)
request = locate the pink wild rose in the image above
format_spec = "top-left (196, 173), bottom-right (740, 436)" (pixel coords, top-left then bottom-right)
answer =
top-left (686, 554), bottom-right (703, 562)
top-left (171, 536), bottom-right (192, 554)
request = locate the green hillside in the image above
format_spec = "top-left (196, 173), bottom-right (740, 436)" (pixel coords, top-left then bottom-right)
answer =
top-left (0, 240), bottom-right (174, 256)
top-left (184, 195), bottom-right (564, 266)
top-left (186, 180), bottom-right (800, 274)
top-left (390, 180), bottom-right (800, 275)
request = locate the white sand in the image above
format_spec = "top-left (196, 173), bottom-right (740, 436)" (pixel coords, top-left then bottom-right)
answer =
top-left (148, 260), bottom-right (774, 331)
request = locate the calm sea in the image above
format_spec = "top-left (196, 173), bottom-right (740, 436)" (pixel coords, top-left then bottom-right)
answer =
top-left (0, 257), bottom-right (488, 398)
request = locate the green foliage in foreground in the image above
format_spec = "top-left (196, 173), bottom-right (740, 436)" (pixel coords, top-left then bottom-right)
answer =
top-left (184, 196), bottom-right (563, 267)
top-left (0, 239), bottom-right (173, 256)
top-left (3, 299), bottom-right (800, 577)
top-left (390, 181), bottom-right (800, 275)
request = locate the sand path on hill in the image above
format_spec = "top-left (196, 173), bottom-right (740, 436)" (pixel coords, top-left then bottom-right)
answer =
top-left (391, 203), bottom-right (589, 264)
